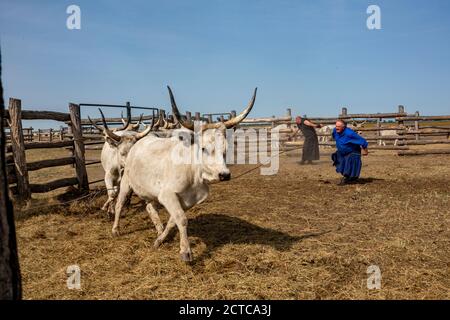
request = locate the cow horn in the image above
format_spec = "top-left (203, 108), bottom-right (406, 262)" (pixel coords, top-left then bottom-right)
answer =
top-left (162, 117), bottom-right (168, 129)
top-left (223, 88), bottom-right (257, 129)
top-left (129, 113), bottom-right (143, 131)
top-left (88, 116), bottom-right (105, 133)
top-left (115, 110), bottom-right (132, 131)
top-left (168, 86), bottom-right (194, 130)
top-left (99, 109), bottom-right (121, 142)
top-left (135, 114), bottom-right (155, 139)
top-left (152, 113), bottom-right (161, 130)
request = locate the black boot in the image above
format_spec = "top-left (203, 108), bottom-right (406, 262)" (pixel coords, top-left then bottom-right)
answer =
top-left (337, 177), bottom-right (349, 186)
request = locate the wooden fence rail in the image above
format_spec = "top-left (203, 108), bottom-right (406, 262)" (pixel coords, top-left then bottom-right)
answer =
top-left (5, 100), bottom-right (450, 201)
top-left (6, 99), bottom-right (89, 201)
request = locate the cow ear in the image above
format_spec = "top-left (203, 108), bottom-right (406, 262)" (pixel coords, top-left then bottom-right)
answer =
top-left (177, 131), bottom-right (194, 145)
top-left (106, 136), bottom-right (120, 147)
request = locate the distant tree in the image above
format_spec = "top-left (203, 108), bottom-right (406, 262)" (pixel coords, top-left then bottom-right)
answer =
top-left (0, 46), bottom-right (22, 299)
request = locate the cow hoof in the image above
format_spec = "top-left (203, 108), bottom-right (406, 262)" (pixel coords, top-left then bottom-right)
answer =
top-left (153, 238), bottom-right (162, 248)
top-left (112, 228), bottom-right (120, 237)
top-left (180, 251), bottom-right (193, 262)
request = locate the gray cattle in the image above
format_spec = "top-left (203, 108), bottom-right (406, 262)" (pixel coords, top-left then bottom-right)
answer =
top-left (89, 110), bottom-right (154, 214)
top-left (112, 86), bottom-right (257, 262)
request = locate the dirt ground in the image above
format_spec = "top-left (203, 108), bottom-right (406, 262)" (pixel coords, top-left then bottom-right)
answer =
top-left (14, 147), bottom-right (450, 299)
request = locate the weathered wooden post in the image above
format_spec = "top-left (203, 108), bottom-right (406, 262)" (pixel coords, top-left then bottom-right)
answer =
top-left (397, 105), bottom-right (405, 128)
top-left (69, 103), bottom-right (89, 192)
top-left (37, 129), bottom-right (41, 142)
top-left (185, 111), bottom-right (192, 122)
top-left (0, 67), bottom-right (22, 300)
top-left (60, 126), bottom-right (64, 141)
top-left (29, 127), bottom-right (33, 142)
top-left (8, 98), bottom-right (30, 201)
top-left (377, 118), bottom-right (381, 139)
top-left (126, 102), bottom-right (132, 122)
top-left (414, 111), bottom-right (420, 141)
top-left (195, 112), bottom-right (201, 121)
top-left (49, 128), bottom-right (53, 142)
top-left (286, 108), bottom-right (292, 129)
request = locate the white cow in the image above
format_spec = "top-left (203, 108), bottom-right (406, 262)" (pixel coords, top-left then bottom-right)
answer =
top-left (348, 120), bottom-right (367, 134)
top-left (89, 110), bottom-right (154, 215)
top-left (317, 125), bottom-right (335, 144)
top-left (112, 86), bottom-right (257, 262)
top-left (378, 129), bottom-right (399, 146)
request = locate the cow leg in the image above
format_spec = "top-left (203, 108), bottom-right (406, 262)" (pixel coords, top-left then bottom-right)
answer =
top-left (102, 171), bottom-right (118, 213)
top-left (146, 202), bottom-right (164, 236)
top-left (112, 174), bottom-right (132, 237)
top-left (158, 192), bottom-right (192, 262)
top-left (153, 216), bottom-right (176, 248)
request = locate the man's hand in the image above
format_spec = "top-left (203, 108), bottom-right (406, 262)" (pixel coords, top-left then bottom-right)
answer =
top-left (362, 148), bottom-right (369, 156)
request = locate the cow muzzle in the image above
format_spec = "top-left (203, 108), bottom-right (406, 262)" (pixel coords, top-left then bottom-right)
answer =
top-left (219, 172), bottom-right (231, 181)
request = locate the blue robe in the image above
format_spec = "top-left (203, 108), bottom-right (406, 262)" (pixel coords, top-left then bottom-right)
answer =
top-left (332, 127), bottom-right (368, 178)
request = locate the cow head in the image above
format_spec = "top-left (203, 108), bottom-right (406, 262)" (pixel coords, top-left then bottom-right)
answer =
top-left (168, 86), bottom-right (257, 182)
top-left (89, 109), bottom-right (154, 168)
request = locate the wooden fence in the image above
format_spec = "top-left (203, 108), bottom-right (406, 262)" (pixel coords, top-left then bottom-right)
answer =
top-left (5, 100), bottom-right (450, 201)
top-left (5, 98), bottom-right (88, 201)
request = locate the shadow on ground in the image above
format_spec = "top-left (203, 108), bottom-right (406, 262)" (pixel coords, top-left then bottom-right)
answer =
top-left (185, 213), bottom-right (330, 264)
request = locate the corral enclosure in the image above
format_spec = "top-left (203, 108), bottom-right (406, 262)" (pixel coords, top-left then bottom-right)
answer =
top-left (5, 101), bottom-right (450, 299)
top-left (16, 149), bottom-right (449, 299)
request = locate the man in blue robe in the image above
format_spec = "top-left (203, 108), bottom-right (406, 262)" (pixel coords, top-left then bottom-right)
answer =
top-left (331, 120), bottom-right (369, 185)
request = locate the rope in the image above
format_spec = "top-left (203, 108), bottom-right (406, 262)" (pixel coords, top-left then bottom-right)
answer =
top-left (17, 145), bottom-right (303, 211)
top-left (214, 145), bottom-right (303, 183)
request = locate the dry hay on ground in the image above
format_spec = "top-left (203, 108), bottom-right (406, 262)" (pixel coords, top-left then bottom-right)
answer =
top-left (15, 149), bottom-right (450, 299)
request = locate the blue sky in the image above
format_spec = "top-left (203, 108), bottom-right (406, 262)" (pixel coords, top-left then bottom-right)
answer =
top-left (1, 0), bottom-right (450, 128)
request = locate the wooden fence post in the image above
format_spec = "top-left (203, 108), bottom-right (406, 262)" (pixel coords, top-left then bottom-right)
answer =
top-left (8, 98), bottom-right (30, 201)
top-left (195, 112), bottom-right (201, 121)
top-left (397, 105), bottom-right (405, 128)
top-left (0, 68), bottom-right (22, 300)
top-left (377, 118), bottom-right (381, 139)
top-left (286, 108), bottom-right (292, 129)
top-left (185, 111), bottom-right (191, 122)
top-left (69, 103), bottom-right (89, 192)
top-left (49, 128), bottom-right (53, 142)
top-left (126, 102), bottom-right (131, 123)
top-left (414, 111), bottom-right (420, 141)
